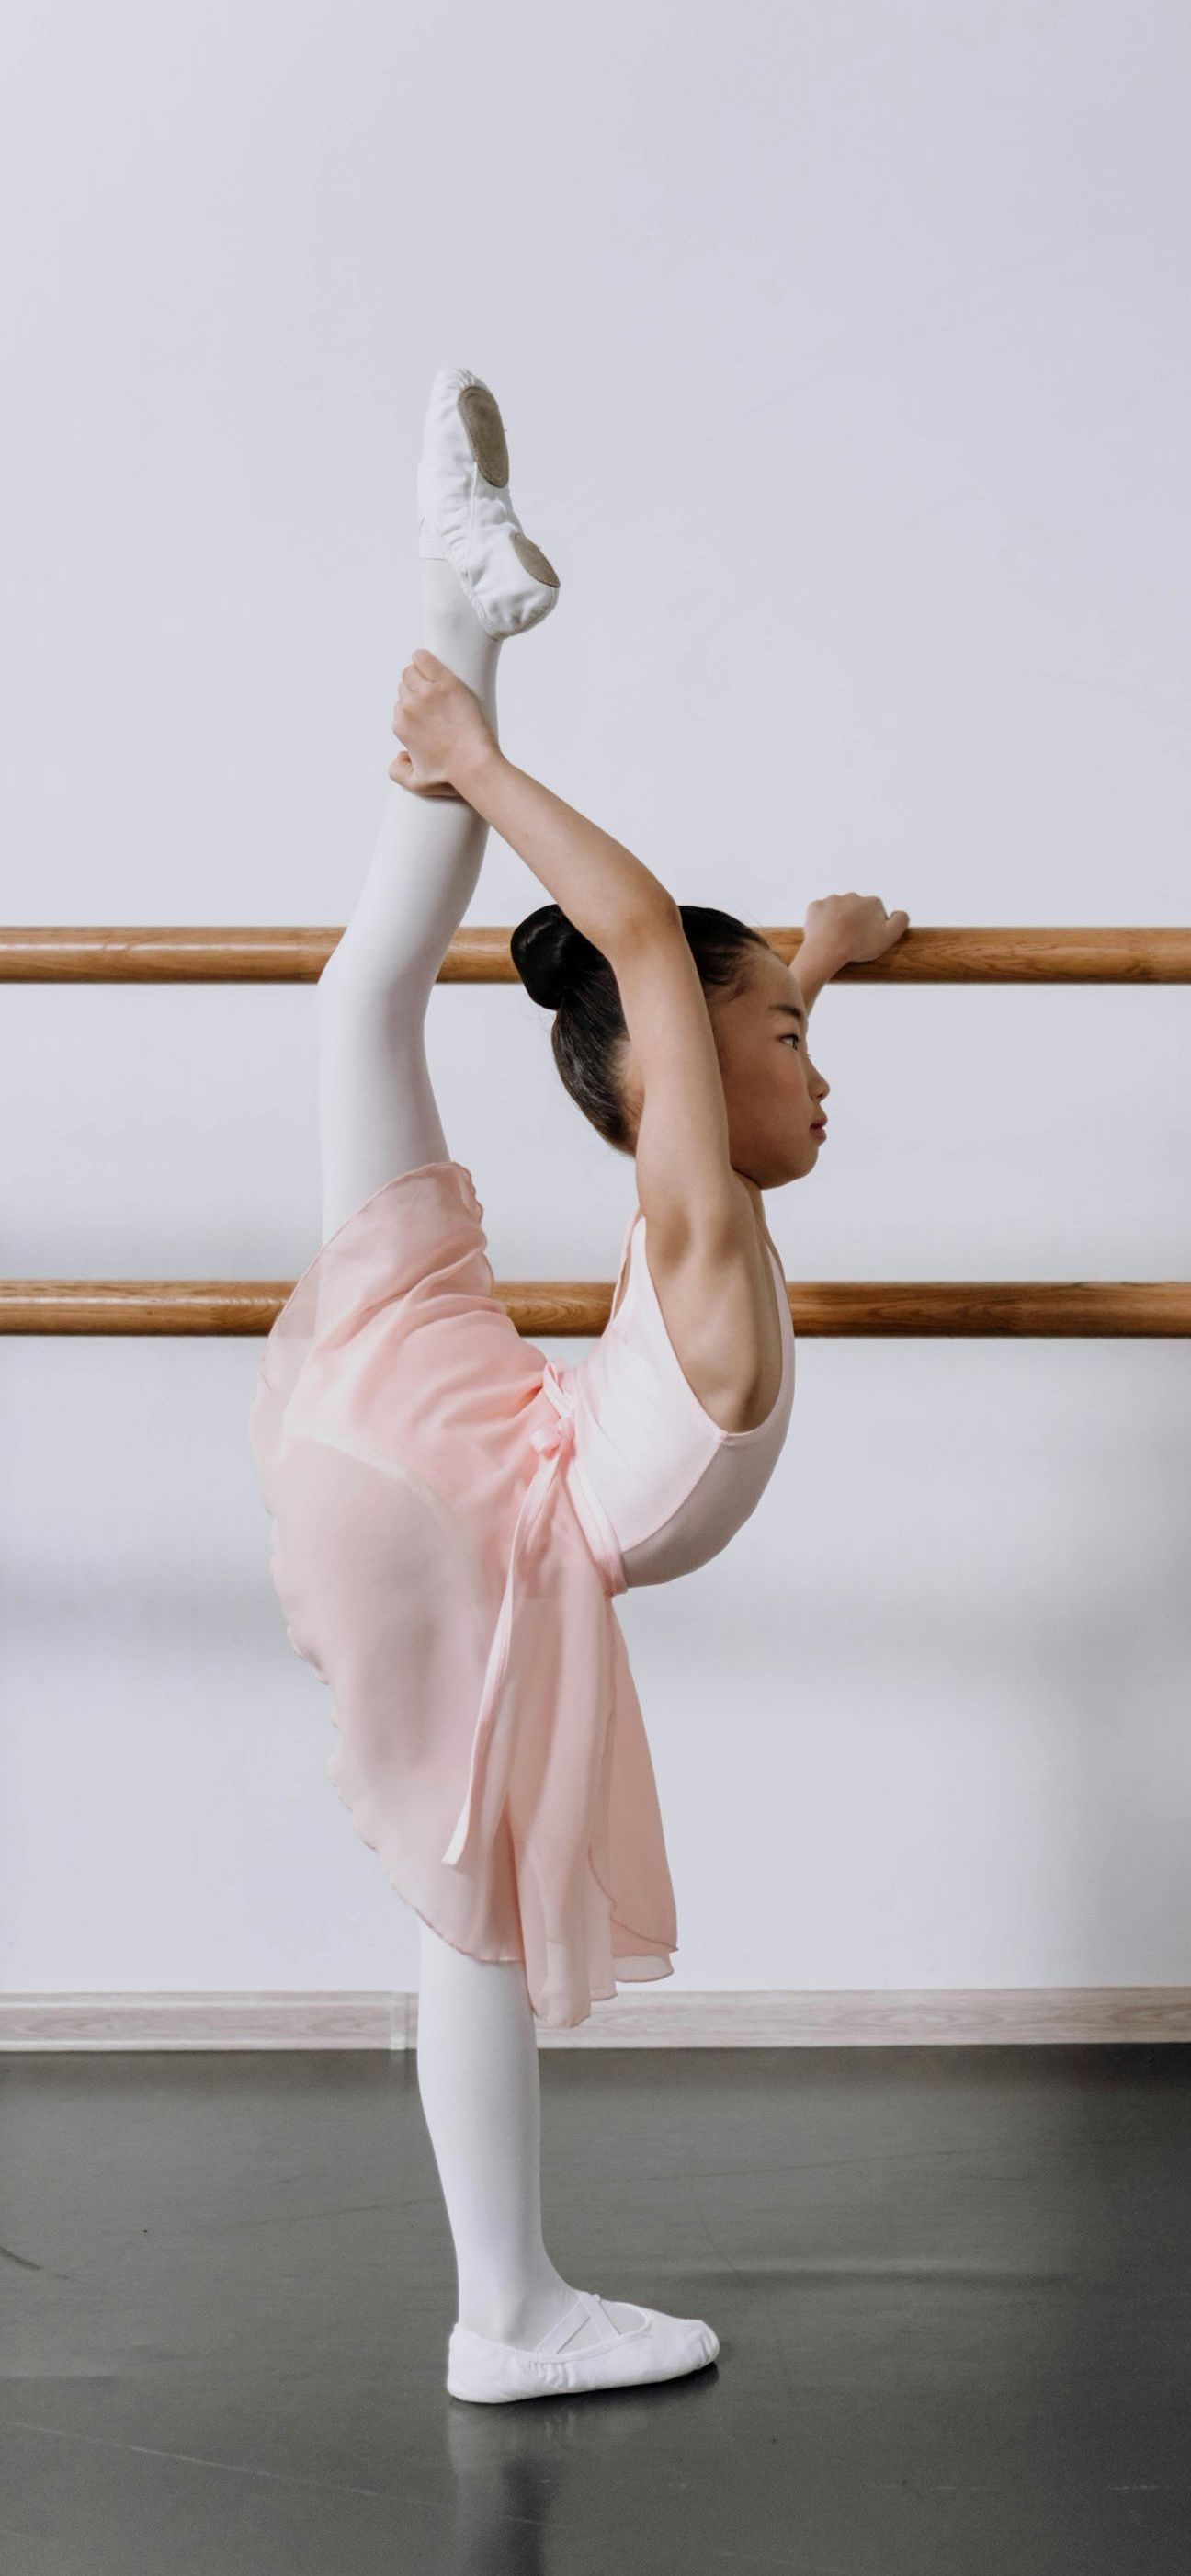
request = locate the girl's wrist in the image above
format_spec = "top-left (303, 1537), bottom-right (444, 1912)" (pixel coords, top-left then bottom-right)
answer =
top-left (798, 926), bottom-right (851, 967)
top-left (451, 734), bottom-right (505, 804)
top-left (795, 929), bottom-right (851, 996)
top-left (793, 931), bottom-right (853, 1016)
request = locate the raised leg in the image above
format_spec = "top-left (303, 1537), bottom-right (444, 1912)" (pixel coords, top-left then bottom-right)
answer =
top-left (314, 555), bottom-right (502, 1241)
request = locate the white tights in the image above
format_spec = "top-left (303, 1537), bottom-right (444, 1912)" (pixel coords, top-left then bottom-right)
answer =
top-left (315, 556), bottom-right (620, 2350)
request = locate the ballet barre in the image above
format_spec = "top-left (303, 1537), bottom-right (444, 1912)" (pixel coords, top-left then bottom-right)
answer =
top-left (3, 923), bottom-right (1187, 1339)
top-left (1, 1280), bottom-right (1185, 1339)
top-left (2, 925), bottom-right (1190, 982)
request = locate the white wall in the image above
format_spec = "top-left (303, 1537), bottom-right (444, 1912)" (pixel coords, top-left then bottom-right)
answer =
top-left (3, 0), bottom-right (1188, 2004)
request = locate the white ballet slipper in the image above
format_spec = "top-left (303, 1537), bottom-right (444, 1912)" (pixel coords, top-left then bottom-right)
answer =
top-left (416, 365), bottom-right (561, 641)
top-left (446, 2287), bottom-right (720, 2403)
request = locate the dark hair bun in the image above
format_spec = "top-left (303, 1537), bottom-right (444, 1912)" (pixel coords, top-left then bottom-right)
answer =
top-left (509, 903), bottom-right (600, 1010)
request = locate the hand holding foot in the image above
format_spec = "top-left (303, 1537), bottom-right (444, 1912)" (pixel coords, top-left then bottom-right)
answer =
top-left (389, 650), bottom-right (496, 800)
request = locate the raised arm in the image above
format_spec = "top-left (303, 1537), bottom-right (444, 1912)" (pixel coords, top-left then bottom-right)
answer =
top-left (396, 658), bottom-right (740, 1247)
top-left (392, 650), bottom-right (917, 1435)
top-left (456, 749), bottom-right (735, 1248)
top-left (394, 649), bottom-right (675, 958)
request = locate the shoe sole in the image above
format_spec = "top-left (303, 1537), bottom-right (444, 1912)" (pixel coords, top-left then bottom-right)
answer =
top-left (457, 382), bottom-right (509, 489)
top-left (446, 2333), bottom-right (719, 2403)
top-left (434, 372), bottom-right (561, 602)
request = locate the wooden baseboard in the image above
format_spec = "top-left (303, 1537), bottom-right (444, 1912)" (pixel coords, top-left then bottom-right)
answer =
top-left (2, 1987), bottom-right (1189, 2050)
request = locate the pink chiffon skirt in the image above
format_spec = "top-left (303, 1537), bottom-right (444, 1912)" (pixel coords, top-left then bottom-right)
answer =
top-left (247, 1160), bottom-right (677, 2029)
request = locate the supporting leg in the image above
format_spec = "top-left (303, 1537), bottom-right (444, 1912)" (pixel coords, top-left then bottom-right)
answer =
top-left (414, 1920), bottom-right (573, 2345)
top-left (417, 1921), bottom-right (720, 2388)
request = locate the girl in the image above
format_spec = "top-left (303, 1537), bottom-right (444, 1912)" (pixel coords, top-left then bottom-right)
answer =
top-left (249, 366), bottom-right (909, 2405)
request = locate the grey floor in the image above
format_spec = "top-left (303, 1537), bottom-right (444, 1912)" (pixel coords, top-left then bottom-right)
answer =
top-left (1, 2044), bottom-right (1187, 2575)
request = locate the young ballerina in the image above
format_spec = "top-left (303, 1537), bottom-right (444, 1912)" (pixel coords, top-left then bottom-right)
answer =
top-left (249, 365), bottom-right (909, 2404)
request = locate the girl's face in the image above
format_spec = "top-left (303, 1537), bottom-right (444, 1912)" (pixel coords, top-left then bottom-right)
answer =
top-left (711, 947), bottom-right (830, 1188)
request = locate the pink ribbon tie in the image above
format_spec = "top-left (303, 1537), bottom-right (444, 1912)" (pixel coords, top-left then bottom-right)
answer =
top-left (440, 1362), bottom-right (576, 1873)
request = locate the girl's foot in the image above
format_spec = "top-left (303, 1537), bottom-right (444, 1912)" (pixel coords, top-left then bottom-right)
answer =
top-left (416, 366), bottom-right (560, 641)
top-left (446, 2287), bottom-right (720, 2404)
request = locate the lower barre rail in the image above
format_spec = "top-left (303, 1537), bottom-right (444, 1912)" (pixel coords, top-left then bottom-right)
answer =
top-left (1, 1280), bottom-right (1186, 1336)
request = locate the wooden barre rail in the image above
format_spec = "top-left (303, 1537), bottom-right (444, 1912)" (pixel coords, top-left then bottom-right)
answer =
top-left (5, 922), bottom-right (1186, 1335)
top-left (3, 1282), bottom-right (1187, 1337)
top-left (3, 926), bottom-right (1191, 982)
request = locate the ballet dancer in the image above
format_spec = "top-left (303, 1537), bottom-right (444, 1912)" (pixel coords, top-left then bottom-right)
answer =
top-left (249, 365), bottom-right (909, 2403)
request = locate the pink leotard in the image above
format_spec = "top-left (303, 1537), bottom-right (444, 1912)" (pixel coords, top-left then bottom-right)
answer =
top-left (554, 1199), bottom-right (796, 1592)
top-left (249, 1161), bottom-right (796, 2031)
